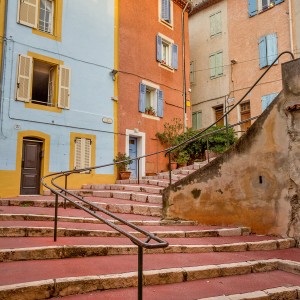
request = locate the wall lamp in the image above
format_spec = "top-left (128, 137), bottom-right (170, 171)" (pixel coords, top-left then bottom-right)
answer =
top-left (110, 69), bottom-right (118, 81)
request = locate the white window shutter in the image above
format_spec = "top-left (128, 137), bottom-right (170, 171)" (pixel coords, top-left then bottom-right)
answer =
top-left (84, 139), bottom-right (92, 169)
top-left (18, 0), bottom-right (38, 28)
top-left (58, 66), bottom-right (71, 109)
top-left (74, 138), bottom-right (91, 172)
top-left (74, 138), bottom-right (82, 170)
top-left (16, 55), bottom-right (32, 102)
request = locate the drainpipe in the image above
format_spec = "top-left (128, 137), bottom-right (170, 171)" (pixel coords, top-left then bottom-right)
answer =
top-left (288, 0), bottom-right (294, 55)
top-left (181, 0), bottom-right (193, 132)
top-left (0, 0), bottom-right (8, 138)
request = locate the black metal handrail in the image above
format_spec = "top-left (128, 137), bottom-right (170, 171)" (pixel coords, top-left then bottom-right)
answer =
top-left (41, 51), bottom-right (294, 300)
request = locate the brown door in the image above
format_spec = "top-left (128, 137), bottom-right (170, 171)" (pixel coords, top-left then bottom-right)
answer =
top-left (215, 105), bottom-right (224, 126)
top-left (240, 102), bottom-right (251, 133)
top-left (20, 139), bottom-right (42, 195)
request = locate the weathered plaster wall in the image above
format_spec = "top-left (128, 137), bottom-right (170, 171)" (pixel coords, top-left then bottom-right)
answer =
top-left (163, 59), bottom-right (300, 240)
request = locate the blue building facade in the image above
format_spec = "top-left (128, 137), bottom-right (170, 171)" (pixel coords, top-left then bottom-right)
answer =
top-left (0, 0), bottom-right (117, 197)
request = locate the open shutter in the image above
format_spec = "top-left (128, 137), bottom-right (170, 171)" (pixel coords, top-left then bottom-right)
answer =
top-left (209, 54), bottom-right (216, 78)
top-left (171, 44), bottom-right (178, 70)
top-left (156, 35), bottom-right (162, 62)
top-left (18, 0), bottom-right (38, 28)
top-left (262, 93), bottom-right (278, 111)
top-left (74, 138), bottom-right (82, 170)
top-left (266, 33), bottom-right (278, 65)
top-left (74, 138), bottom-right (91, 172)
top-left (248, 0), bottom-right (257, 17)
top-left (139, 83), bottom-right (146, 113)
top-left (84, 139), bottom-right (92, 169)
top-left (58, 66), bottom-right (71, 109)
top-left (216, 52), bottom-right (223, 76)
top-left (161, 0), bottom-right (170, 22)
top-left (16, 55), bottom-right (32, 102)
top-left (157, 89), bottom-right (164, 118)
top-left (259, 36), bottom-right (267, 69)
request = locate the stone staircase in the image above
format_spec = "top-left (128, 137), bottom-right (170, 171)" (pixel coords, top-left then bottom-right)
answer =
top-left (0, 161), bottom-right (300, 299)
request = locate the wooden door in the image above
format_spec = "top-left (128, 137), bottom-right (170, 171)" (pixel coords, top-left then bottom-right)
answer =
top-left (20, 140), bottom-right (42, 195)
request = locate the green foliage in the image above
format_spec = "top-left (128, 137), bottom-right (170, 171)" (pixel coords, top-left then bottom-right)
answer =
top-left (113, 152), bottom-right (133, 171)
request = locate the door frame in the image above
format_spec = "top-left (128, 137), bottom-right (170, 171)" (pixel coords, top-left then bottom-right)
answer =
top-left (125, 129), bottom-right (145, 178)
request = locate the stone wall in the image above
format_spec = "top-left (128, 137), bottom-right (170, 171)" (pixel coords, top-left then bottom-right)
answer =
top-left (163, 59), bottom-right (300, 240)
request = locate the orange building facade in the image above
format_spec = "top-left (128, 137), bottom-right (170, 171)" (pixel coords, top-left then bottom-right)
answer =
top-left (118, 0), bottom-right (191, 176)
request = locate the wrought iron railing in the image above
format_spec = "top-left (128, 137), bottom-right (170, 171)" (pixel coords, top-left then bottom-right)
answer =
top-left (41, 51), bottom-right (294, 300)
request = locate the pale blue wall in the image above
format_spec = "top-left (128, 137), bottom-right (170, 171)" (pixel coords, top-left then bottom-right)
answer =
top-left (0, 0), bottom-right (115, 174)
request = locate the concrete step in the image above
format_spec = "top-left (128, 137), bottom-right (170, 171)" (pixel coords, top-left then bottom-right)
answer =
top-left (82, 184), bottom-right (163, 194)
top-left (0, 258), bottom-right (299, 299)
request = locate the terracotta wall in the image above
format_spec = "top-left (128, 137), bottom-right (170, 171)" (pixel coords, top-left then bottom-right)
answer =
top-left (163, 59), bottom-right (300, 240)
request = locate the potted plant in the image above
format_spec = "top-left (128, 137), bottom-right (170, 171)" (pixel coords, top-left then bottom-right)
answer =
top-left (145, 106), bottom-right (156, 116)
top-left (113, 152), bottom-right (133, 180)
top-left (176, 150), bottom-right (190, 167)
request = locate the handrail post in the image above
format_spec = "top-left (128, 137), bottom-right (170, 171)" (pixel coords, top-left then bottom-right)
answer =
top-left (137, 158), bottom-right (140, 185)
top-left (54, 193), bottom-right (58, 242)
top-left (206, 138), bottom-right (210, 163)
top-left (64, 174), bottom-right (68, 209)
top-left (168, 152), bottom-right (172, 186)
top-left (138, 245), bottom-right (143, 300)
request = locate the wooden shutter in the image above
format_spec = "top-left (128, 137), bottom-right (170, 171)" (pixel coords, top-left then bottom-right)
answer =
top-left (216, 52), bottom-right (223, 76)
top-left (171, 44), bottom-right (178, 70)
top-left (18, 0), bottom-right (38, 28)
top-left (74, 138), bottom-right (91, 172)
top-left (58, 66), bottom-right (71, 109)
top-left (259, 36), bottom-right (267, 69)
top-left (209, 54), bottom-right (216, 78)
top-left (84, 139), bottom-right (92, 169)
top-left (210, 14), bottom-right (216, 36)
top-left (139, 83), bottom-right (146, 113)
top-left (157, 89), bottom-right (164, 118)
top-left (16, 55), bottom-right (32, 102)
top-left (266, 33), bottom-right (278, 65)
top-left (156, 35), bottom-right (162, 62)
top-left (216, 12), bottom-right (222, 34)
top-left (74, 138), bottom-right (82, 170)
top-left (161, 0), bottom-right (170, 22)
top-left (248, 0), bottom-right (257, 17)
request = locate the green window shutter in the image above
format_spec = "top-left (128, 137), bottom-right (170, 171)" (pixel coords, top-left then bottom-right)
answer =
top-left (216, 12), bottom-right (222, 34)
top-left (216, 52), bottom-right (223, 76)
top-left (16, 54), bottom-right (32, 102)
top-left (58, 66), bottom-right (71, 109)
top-left (210, 14), bottom-right (216, 36)
top-left (209, 54), bottom-right (216, 78)
top-left (18, 0), bottom-right (38, 28)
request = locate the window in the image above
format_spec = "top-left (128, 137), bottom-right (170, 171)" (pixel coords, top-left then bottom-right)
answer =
top-left (259, 33), bottom-right (278, 69)
top-left (262, 93), bottom-right (278, 111)
top-left (139, 82), bottom-right (164, 118)
top-left (190, 61), bottom-right (195, 84)
top-left (248, 0), bottom-right (284, 17)
top-left (209, 51), bottom-right (223, 79)
top-left (210, 11), bottom-right (222, 36)
top-left (16, 54), bottom-right (71, 109)
top-left (192, 111), bottom-right (202, 130)
top-left (74, 137), bottom-right (92, 172)
top-left (156, 34), bottom-right (178, 69)
top-left (160, 0), bottom-right (172, 26)
top-left (240, 101), bottom-right (251, 132)
top-left (214, 105), bottom-right (224, 126)
top-left (17, 0), bottom-right (62, 40)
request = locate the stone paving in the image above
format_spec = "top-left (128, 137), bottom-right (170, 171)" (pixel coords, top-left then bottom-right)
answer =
top-left (0, 161), bottom-right (299, 299)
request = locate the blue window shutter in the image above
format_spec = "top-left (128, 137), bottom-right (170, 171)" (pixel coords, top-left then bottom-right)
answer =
top-left (248, 0), bottom-right (257, 17)
top-left (262, 93), bottom-right (278, 111)
top-left (156, 35), bottom-right (162, 62)
top-left (161, 0), bottom-right (170, 22)
top-left (266, 33), bottom-right (278, 65)
top-left (259, 36), bottom-right (267, 69)
top-left (157, 89), bottom-right (164, 117)
top-left (275, 0), bottom-right (284, 4)
top-left (139, 83), bottom-right (146, 113)
top-left (171, 44), bottom-right (178, 70)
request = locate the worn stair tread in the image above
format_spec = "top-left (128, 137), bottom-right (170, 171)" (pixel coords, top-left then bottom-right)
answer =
top-left (59, 272), bottom-right (300, 300)
top-left (1, 250), bottom-right (299, 286)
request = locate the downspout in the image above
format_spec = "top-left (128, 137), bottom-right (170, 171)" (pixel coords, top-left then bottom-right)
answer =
top-left (182, 0), bottom-right (192, 132)
top-left (0, 0), bottom-right (8, 138)
top-left (288, 0), bottom-right (294, 55)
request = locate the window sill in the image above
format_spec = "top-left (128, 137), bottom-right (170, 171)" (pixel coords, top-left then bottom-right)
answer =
top-left (159, 19), bottom-right (173, 30)
top-left (142, 113), bottom-right (160, 120)
top-left (210, 74), bottom-right (224, 80)
top-left (32, 28), bottom-right (61, 41)
top-left (25, 102), bottom-right (63, 113)
top-left (159, 62), bottom-right (175, 72)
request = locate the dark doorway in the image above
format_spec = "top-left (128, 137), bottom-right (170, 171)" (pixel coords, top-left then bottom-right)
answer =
top-left (20, 139), bottom-right (43, 195)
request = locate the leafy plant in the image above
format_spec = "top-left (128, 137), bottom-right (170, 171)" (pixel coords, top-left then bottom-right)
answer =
top-left (113, 152), bottom-right (133, 171)
top-left (145, 106), bottom-right (156, 116)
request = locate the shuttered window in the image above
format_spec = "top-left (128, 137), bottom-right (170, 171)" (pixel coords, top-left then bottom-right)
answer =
top-left (259, 33), bottom-right (278, 69)
top-left (74, 138), bottom-right (92, 172)
top-left (16, 55), bottom-right (33, 102)
top-left (58, 66), bottom-right (71, 109)
top-left (248, 0), bottom-right (284, 17)
top-left (156, 34), bottom-right (178, 70)
top-left (209, 51), bottom-right (223, 79)
top-left (139, 82), bottom-right (164, 118)
top-left (262, 93), bottom-right (278, 111)
top-left (192, 111), bottom-right (202, 130)
top-left (18, 0), bottom-right (38, 28)
top-left (161, 0), bottom-right (171, 23)
top-left (210, 11), bottom-right (222, 36)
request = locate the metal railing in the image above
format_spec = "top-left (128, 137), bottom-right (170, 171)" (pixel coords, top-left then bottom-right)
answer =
top-left (41, 51), bottom-right (294, 300)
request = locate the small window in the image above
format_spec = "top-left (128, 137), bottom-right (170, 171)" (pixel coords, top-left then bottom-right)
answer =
top-left (214, 105), bottom-right (224, 126)
top-left (209, 51), bottom-right (223, 79)
top-left (74, 137), bottom-right (92, 173)
top-left (192, 111), bottom-right (202, 130)
top-left (210, 11), bottom-right (222, 37)
top-left (248, 0), bottom-right (284, 17)
top-left (258, 33), bottom-right (278, 69)
top-left (139, 82), bottom-right (164, 118)
top-left (262, 93), bottom-right (278, 111)
top-left (156, 34), bottom-right (178, 70)
top-left (39, 0), bottom-right (54, 34)
top-left (190, 61), bottom-right (195, 84)
top-left (240, 101), bottom-right (251, 132)
top-left (160, 0), bottom-right (172, 26)
top-left (16, 54), bottom-right (71, 109)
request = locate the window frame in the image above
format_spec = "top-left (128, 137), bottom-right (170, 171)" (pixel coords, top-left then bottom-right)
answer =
top-left (156, 34), bottom-right (178, 70)
top-left (39, 0), bottom-right (54, 34)
top-left (159, 0), bottom-right (173, 28)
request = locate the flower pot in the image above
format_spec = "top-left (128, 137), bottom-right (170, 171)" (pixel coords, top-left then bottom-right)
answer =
top-left (169, 162), bottom-right (178, 170)
top-left (119, 171), bottom-right (131, 180)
